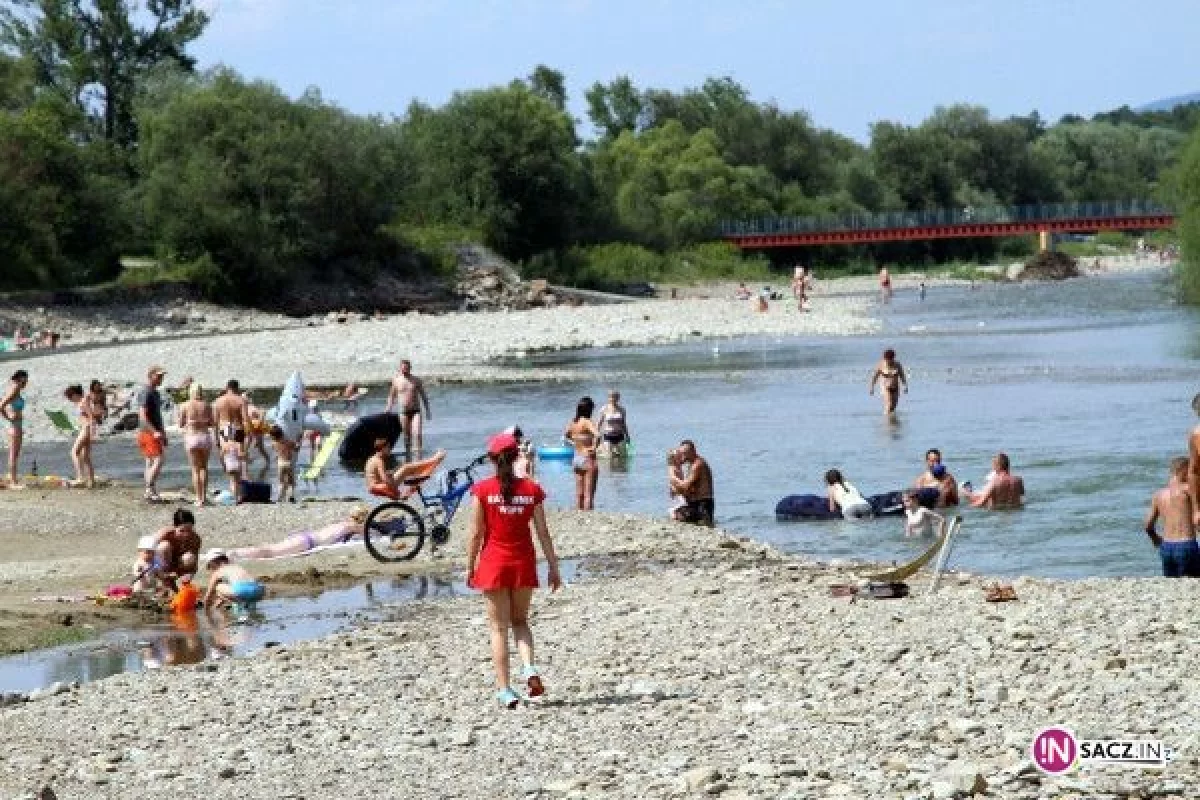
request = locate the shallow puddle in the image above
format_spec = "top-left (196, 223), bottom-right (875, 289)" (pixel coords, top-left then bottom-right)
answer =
top-left (0, 561), bottom-right (579, 694)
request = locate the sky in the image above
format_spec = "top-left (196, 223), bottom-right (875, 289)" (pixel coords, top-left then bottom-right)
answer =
top-left (191, 0), bottom-right (1200, 141)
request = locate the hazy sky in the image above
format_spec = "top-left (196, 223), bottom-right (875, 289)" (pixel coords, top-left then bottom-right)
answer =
top-left (192, 0), bottom-right (1200, 140)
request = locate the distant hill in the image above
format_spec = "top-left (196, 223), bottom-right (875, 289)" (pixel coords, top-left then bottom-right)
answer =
top-left (1138, 92), bottom-right (1200, 112)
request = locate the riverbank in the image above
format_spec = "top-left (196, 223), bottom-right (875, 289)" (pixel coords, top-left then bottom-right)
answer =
top-left (0, 509), bottom-right (1196, 799)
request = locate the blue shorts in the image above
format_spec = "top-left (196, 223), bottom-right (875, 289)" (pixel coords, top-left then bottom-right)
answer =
top-left (1159, 540), bottom-right (1200, 578)
top-left (229, 580), bottom-right (265, 603)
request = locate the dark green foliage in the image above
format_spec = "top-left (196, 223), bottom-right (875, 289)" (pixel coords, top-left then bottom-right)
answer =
top-left (1176, 128), bottom-right (1200, 303)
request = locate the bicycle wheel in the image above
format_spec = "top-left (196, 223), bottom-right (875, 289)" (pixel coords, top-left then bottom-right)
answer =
top-left (364, 502), bottom-right (425, 562)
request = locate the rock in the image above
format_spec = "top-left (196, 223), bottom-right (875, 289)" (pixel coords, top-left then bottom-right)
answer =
top-left (217, 766), bottom-right (237, 779)
top-left (541, 777), bottom-right (585, 793)
top-left (449, 728), bottom-right (475, 747)
top-left (948, 718), bottom-right (985, 736)
top-left (737, 761), bottom-right (779, 778)
top-left (935, 764), bottom-right (988, 796)
top-left (682, 767), bottom-right (721, 791)
top-left (1105, 656), bottom-right (1127, 670)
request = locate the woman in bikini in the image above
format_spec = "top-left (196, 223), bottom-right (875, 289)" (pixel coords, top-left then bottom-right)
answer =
top-left (869, 349), bottom-right (908, 416)
top-left (216, 508), bottom-right (369, 561)
top-left (565, 396), bottom-right (599, 511)
top-left (1, 370), bottom-right (28, 488)
top-left (63, 385), bottom-right (97, 488)
top-left (177, 382), bottom-right (215, 506)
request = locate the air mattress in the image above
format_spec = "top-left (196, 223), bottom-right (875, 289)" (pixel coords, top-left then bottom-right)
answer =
top-left (775, 487), bottom-right (939, 521)
top-left (268, 371), bottom-right (331, 442)
top-left (339, 412), bottom-right (402, 462)
top-left (536, 445), bottom-right (574, 460)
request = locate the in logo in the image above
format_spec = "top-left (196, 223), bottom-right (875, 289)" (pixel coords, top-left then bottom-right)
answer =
top-left (1031, 726), bottom-right (1077, 775)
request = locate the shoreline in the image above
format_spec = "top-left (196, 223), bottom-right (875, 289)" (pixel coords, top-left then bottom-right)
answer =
top-left (0, 508), bottom-right (1196, 798)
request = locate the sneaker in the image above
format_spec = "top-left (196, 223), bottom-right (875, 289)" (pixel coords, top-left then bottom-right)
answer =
top-left (496, 687), bottom-right (520, 710)
top-left (521, 666), bottom-right (545, 698)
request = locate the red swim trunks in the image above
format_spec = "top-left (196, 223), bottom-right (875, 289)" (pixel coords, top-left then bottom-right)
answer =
top-left (469, 475), bottom-right (546, 591)
top-left (138, 430), bottom-right (164, 458)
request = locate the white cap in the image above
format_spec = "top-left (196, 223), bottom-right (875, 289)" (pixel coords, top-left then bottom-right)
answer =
top-left (136, 535), bottom-right (157, 551)
top-left (203, 549), bottom-right (229, 566)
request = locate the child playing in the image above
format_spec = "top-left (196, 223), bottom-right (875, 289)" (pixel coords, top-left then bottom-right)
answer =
top-left (902, 489), bottom-right (944, 537)
top-left (203, 550), bottom-right (266, 612)
top-left (221, 428), bottom-right (245, 503)
top-left (131, 535), bottom-right (165, 595)
top-left (1143, 456), bottom-right (1200, 577)
top-left (269, 425), bottom-right (298, 502)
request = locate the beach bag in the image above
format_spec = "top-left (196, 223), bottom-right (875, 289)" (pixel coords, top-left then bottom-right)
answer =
top-left (238, 480), bottom-right (273, 504)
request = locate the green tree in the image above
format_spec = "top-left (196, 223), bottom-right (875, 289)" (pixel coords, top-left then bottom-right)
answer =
top-left (400, 81), bottom-right (583, 259)
top-left (585, 75), bottom-right (643, 139)
top-left (138, 70), bottom-right (407, 302)
top-left (527, 64), bottom-right (566, 112)
top-left (1176, 127), bottom-right (1200, 302)
top-left (1, 0), bottom-right (208, 147)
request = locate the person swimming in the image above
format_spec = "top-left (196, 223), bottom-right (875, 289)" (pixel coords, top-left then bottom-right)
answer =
top-left (825, 468), bottom-right (872, 520)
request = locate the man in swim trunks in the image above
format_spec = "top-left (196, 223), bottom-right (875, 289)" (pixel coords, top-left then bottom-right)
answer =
top-left (914, 448), bottom-right (959, 506)
top-left (151, 508), bottom-right (203, 589)
top-left (213, 379), bottom-right (251, 449)
top-left (869, 349), bottom-right (908, 416)
top-left (364, 438), bottom-right (447, 500)
top-left (136, 365), bottom-right (168, 502)
top-left (203, 551), bottom-right (266, 611)
top-left (385, 359), bottom-right (432, 453)
top-left (669, 440), bottom-right (714, 526)
top-left (1144, 456), bottom-right (1200, 577)
top-left (967, 453), bottom-right (1024, 510)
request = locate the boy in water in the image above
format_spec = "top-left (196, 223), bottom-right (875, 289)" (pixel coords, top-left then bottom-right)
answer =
top-left (1144, 456), bottom-right (1200, 577)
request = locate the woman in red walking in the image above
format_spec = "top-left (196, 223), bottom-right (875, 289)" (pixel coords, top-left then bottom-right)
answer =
top-left (467, 431), bottom-right (563, 709)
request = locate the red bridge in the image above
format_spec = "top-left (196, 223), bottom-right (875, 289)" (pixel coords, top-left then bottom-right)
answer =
top-left (719, 201), bottom-right (1175, 249)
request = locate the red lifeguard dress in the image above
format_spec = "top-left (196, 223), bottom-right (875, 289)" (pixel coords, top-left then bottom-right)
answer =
top-left (469, 476), bottom-right (546, 590)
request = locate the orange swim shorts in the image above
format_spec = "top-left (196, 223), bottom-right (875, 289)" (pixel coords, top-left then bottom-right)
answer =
top-left (138, 430), bottom-right (164, 458)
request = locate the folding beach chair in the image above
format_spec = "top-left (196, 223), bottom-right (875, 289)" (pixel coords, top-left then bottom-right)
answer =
top-left (303, 429), bottom-right (344, 487)
top-left (44, 409), bottom-right (78, 436)
top-left (859, 516), bottom-right (962, 590)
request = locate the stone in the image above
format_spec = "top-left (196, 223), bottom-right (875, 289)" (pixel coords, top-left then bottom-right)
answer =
top-left (737, 762), bottom-right (779, 778)
top-left (936, 764), bottom-right (988, 796)
top-left (948, 718), bottom-right (985, 736)
top-left (542, 777), bottom-right (585, 793)
top-left (682, 767), bottom-right (720, 791)
top-left (449, 729), bottom-right (475, 747)
top-left (217, 766), bottom-right (237, 779)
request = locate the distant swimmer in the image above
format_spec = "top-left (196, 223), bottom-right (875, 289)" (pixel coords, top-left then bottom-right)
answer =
top-left (385, 359), bottom-right (432, 454)
top-left (914, 448), bottom-right (958, 506)
top-left (966, 453), bottom-right (1024, 510)
top-left (869, 349), bottom-right (908, 416)
top-left (1143, 456), bottom-right (1200, 577)
top-left (825, 468), bottom-right (872, 520)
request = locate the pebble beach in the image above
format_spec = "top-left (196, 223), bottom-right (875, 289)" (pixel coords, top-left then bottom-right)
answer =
top-left (1, 513), bottom-right (1197, 799)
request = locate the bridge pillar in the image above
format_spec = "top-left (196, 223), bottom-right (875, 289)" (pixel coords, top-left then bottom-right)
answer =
top-left (1038, 230), bottom-right (1052, 252)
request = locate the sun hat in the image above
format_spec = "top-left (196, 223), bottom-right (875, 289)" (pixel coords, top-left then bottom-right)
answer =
top-left (487, 432), bottom-right (519, 455)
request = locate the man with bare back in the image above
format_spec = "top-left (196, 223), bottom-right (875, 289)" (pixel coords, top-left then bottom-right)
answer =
top-left (1144, 456), bottom-right (1200, 577)
top-left (967, 452), bottom-right (1024, 510)
top-left (1187, 394), bottom-right (1200, 529)
top-left (212, 380), bottom-right (251, 448)
top-left (385, 359), bottom-right (432, 452)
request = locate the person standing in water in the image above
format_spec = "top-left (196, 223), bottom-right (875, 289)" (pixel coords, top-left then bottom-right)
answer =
top-left (669, 440), bottom-right (715, 526)
top-left (1142, 455), bottom-right (1200, 575)
top-left (565, 396), bottom-right (600, 510)
top-left (1187, 393), bottom-right (1200, 527)
top-left (869, 349), bottom-right (908, 416)
top-left (385, 359), bottom-right (432, 454)
top-left (2, 370), bottom-right (29, 488)
top-left (879, 266), bottom-right (893, 303)
top-left (1143, 456), bottom-right (1200, 577)
top-left (465, 431), bottom-right (562, 709)
top-left (597, 390), bottom-right (632, 457)
top-left (791, 266), bottom-right (810, 311)
top-left (914, 448), bottom-right (959, 506)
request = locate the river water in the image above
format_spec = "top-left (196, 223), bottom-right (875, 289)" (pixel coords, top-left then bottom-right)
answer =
top-left (22, 271), bottom-right (1198, 579)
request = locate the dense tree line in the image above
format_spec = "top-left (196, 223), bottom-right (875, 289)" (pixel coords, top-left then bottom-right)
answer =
top-left (1, 1), bottom-right (1197, 302)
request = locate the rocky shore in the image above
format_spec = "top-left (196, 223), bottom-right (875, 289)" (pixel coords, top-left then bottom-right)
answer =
top-left (0, 512), bottom-right (1196, 799)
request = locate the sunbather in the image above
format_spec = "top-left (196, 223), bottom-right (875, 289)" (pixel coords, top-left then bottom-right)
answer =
top-left (215, 508), bottom-right (369, 561)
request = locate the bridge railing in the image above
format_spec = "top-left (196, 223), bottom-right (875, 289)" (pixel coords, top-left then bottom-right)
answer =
top-left (718, 200), bottom-right (1174, 237)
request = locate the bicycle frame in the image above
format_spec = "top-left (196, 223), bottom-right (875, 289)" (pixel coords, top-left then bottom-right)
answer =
top-left (407, 456), bottom-right (486, 525)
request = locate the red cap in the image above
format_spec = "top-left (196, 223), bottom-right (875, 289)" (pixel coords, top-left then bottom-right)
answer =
top-left (487, 432), bottom-right (519, 455)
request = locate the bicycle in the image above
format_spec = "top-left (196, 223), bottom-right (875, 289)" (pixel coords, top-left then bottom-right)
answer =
top-left (363, 453), bottom-right (489, 562)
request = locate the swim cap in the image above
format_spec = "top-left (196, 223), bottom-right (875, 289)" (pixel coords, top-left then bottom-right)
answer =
top-left (931, 464), bottom-right (946, 479)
